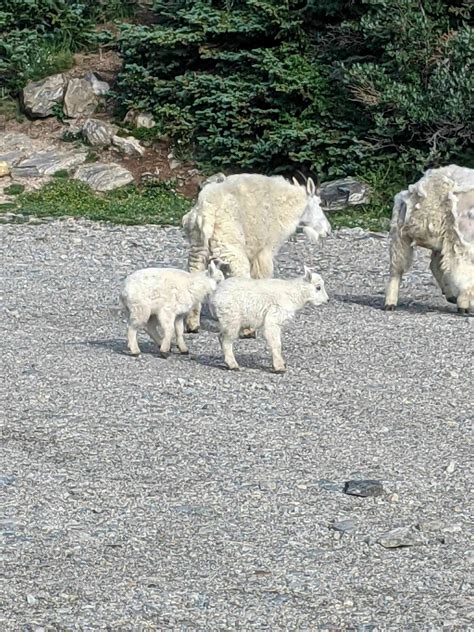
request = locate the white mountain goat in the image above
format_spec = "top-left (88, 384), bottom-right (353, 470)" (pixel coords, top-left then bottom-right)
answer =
top-left (385, 165), bottom-right (474, 314)
top-left (210, 267), bottom-right (329, 372)
top-left (182, 173), bottom-right (331, 332)
top-left (120, 261), bottom-right (224, 357)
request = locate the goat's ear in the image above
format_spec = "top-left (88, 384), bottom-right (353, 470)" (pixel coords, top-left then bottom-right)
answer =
top-left (292, 176), bottom-right (299, 187)
top-left (307, 178), bottom-right (316, 197)
top-left (303, 265), bottom-right (313, 281)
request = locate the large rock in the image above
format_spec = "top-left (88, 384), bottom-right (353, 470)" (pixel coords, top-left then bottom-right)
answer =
top-left (22, 74), bottom-right (66, 118)
top-left (0, 151), bottom-right (24, 167)
top-left (63, 79), bottom-right (99, 119)
top-left (74, 163), bottom-right (134, 192)
top-left (320, 177), bottom-right (371, 211)
top-left (12, 149), bottom-right (87, 178)
top-left (84, 72), bottom-right (110, 96)
top-left (82, 119), bottom-right (118, 146)
top-left (112, 135), bottom-right (145, 156)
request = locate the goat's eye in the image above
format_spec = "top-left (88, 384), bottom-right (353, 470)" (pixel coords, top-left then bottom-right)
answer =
top-left (315, 284), bottom-right (321, 291)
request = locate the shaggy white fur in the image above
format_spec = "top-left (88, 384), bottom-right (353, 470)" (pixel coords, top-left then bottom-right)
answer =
top-left (210, 267), bottom-right (329, 372)
top-left (120, 262), bottom-right (224, 357)
top-left (182, 173), bottom-right (331, 332)
top-left (385, 165), bottom-right (474, 313)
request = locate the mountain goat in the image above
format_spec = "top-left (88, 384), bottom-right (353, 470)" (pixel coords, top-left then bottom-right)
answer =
top-left (385, 165), bottom-right (474, 314)
top-left (210, 267), bottom-right (329, 372)
top-left (182, 173), bottom-right (331, 332)
top-left (120, 261), bottom-right (224, 357)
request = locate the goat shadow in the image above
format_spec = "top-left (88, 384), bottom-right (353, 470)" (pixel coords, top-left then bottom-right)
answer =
top-left (335, 292), bottom-right (460, 315)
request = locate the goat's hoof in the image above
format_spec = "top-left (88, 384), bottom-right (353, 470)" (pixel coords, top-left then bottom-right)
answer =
top-left (384, 304), bottom-right (396, 311)
top-left (457, 307), bottom-right (470, 315)
top-left (273, 368), bottom-right (286, 374)
top-left (446, 296), bottom-right (457, 305)
top-left (179, 349), bottom-right (189, 355)
top-left (159, 351), bottom-right (170, 359)
top-left (227, 365), bottom-right (240, 371)
top-left (186, 327), bottom-right (199, 334)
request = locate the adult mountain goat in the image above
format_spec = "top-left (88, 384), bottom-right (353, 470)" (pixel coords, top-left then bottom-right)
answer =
top-left (182, 173), bottom-right (331, 332)
top-left (385, 165), bottom-right (474, 313)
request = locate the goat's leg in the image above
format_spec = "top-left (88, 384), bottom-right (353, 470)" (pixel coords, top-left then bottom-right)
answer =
top-left (263, 318), bottom-right (285, 373)
top-left (218, 324), bottom-right (240, 370)
top-left (250, 248), bottom-right (274, 280)
top-left (185, 246), bottom-right (208, 333)
top-left (126, 307), bottom-right (150, 356)
top-left (158, 310), bottom-right (175, 358)
top-left (457, 286), bottom-right (473, 314)
top-left (145, 315), bottom-right (162, 348)
top-left (430, 252), bottom-right (457, 304)
top-left (174, 316), bottom-right (189, 354)
top-left (384, 231), bottom-right (414, 310)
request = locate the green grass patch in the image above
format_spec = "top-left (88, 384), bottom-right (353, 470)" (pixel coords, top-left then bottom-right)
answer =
top-left (8, 179), bottom-right (191, 225)
top-left (4, 184), bottom-right (25, 196)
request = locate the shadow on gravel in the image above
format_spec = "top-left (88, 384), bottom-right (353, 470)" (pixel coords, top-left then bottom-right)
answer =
top-left (336, 293), bottom-right (457, 315)
top-left (75, 338), bottom-right (158, 356)
top-left (193, 353), bottom-right (274, 373)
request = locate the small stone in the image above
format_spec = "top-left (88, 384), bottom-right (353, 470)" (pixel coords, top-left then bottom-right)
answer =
top-left (63, 78), bottom-right (99, 118)
top-left (330, 519), bottom-right (358, 534)
top-left (378, 525), bottom-right (423, 548)
top-left (112, 135), bottom-right (145, 157)
top-left (135, 113), bottom-right (155, 129)
top-left (84, 72), bottom-right (110, 96)
top-left (0, 161), bottom-right (10, 177)
top-left (169, 159), bottom-right (182, 170)
top-left (417, 519), bottom-right (444, 532)
top-left (387, 493), bottom-right (399, 503)
top-left (445, 461), bottom-right (456, 474)
top-left (22, 74), bottom-right (66, 117)
top-left (343, 480), bottom-right (384, 497)
top-left (26, 594), bottom-right (37, 606)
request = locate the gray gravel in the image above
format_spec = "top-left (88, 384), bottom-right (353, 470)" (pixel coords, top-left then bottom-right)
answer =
top-left (1, 219), bottom-right (473, 630)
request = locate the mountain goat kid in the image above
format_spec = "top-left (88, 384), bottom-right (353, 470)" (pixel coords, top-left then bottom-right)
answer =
top-left (210, 267), bottom-right (329, 373)
top-left (385, 165), bottom-right (474, 314)
top-left (182, 173), bottom-right (331, 332)
top-left (120, 261), bottom-right (224, 357)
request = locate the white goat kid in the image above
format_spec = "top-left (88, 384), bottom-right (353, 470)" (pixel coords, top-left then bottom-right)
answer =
top-left (182, 173), bottom-right (331, 332)
top-left (121, 261), bottom-right (224, 357)
top-left (210, 267), bottom-right (329, 372)
top-left (385, 165), bottom-right (474, 314)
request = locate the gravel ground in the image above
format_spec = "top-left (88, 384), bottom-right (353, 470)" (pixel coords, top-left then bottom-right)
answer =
top-left (1, 219), bottom-right (472, 630)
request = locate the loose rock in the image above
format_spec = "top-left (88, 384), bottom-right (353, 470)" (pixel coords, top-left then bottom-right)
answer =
top-left (84, 72), bottom-right (110, 96)
top-left (22, 74), bottom-right (66, 118)
top-left (74, 162), bottom-right (134, 192)
top-left (320, 177), bottom-right (371, 212)
top-left (82, 119), bottom-right (118, 146)
top-left (343, 480), bottom-right (384, 498)
top-left (63, 79), bottom-right (99, 118)
top-left (12, 149), bottom-right (87, 178)
top-left (330, 519), bottom-right (358, 534)
top-left (112, 135), bottom-right (145, 157)
top-left (0, 161), bottom-right (10, 177)
top-left (378, 526), bottom-right (423, 548)
top-left (135, 113), bottom-right (156, 129)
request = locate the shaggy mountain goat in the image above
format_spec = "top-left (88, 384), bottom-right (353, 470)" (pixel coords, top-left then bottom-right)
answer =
top-left (385, 165), bottom-right (474, 314)
top-left (120, 261), bottom-right (224, 357)
top-left (182, 173), bottom-right (331, 332)
top-left (210, 267), bottom-right (329, 372)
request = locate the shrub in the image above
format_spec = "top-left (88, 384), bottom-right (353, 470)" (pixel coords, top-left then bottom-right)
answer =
top-left (116, 0), bottom-right (473, 184)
